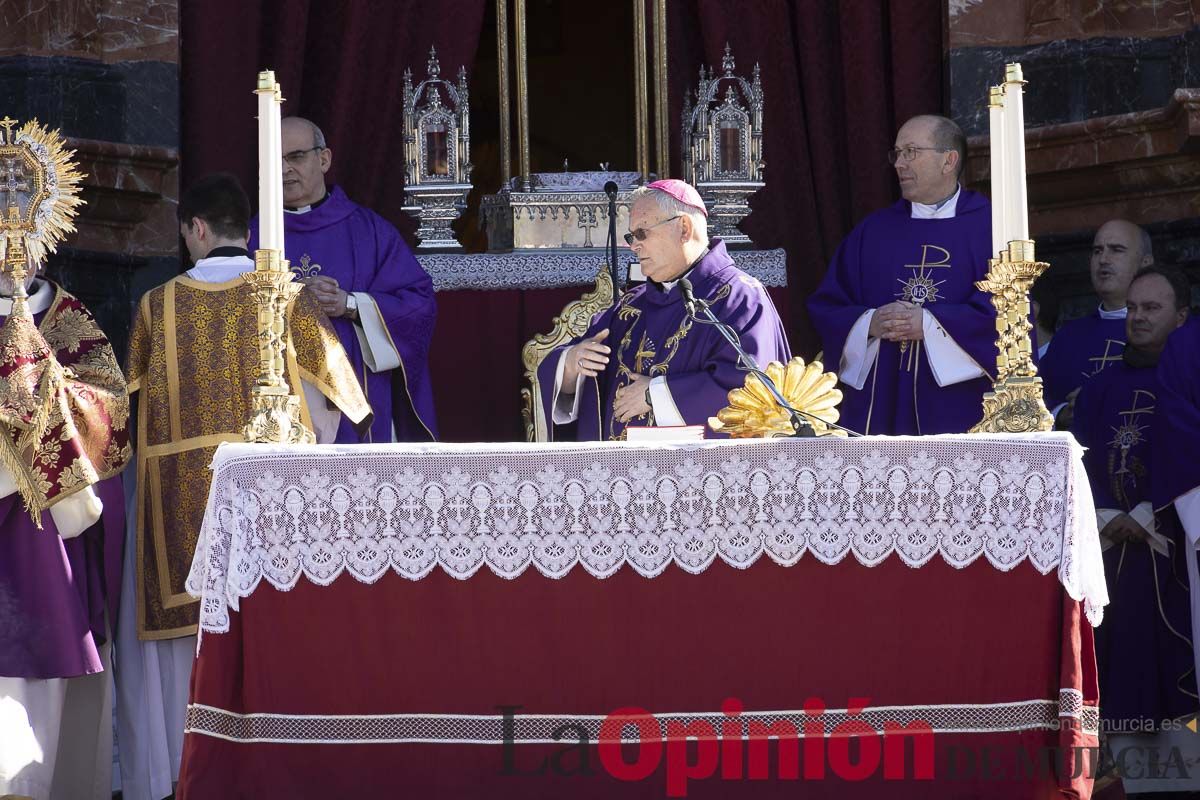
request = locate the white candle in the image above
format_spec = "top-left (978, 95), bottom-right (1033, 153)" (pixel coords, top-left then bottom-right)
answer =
top-left (256, 70), bottom-right (283, 253)
top-left (269, 80), bottom-right (285, 256)
top-left (988, 85), bottom-right (1006, 260)
top-left (1003, 62), bottom-right (1029, 244)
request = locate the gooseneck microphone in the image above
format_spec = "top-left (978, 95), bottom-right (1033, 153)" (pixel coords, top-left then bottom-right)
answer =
top-left (678, 278), bottom-right (861, 438)
top-left (604, 181), bottom-right (620, 301)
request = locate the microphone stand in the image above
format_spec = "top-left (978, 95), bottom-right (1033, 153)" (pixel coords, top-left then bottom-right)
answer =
top-left (603, 181), bottom-right (621, 298)
top-left (680, 279), bottom-right (862, 438)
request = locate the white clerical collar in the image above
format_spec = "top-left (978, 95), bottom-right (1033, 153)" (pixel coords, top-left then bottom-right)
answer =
top-left (910, 185), bottom-right (961, 220)
top-left (284, 190), bottom-right (329, 215)
top-left (1098, 304), bottom-right (1127, 320)
top-left (186, 254), bottom-right (255, 283)
top-left (0, 278), bottom-right (54, 317)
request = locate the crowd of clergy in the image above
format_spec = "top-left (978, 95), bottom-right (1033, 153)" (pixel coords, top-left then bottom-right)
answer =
top-left (1, 111), bottom-right (1199, 799)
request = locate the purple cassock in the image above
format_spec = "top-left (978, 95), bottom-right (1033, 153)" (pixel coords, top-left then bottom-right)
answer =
top-left (1072, 355), bottom-right (1197, 724)
top-left (1153, 322), bottom-right (1200, 510)
top-left (251, 185), bottom-right (438, 442)
top-left (807, 189), bottom-right (997, 435)
top-left (537, 240), bottom-right (791, 441)
top-left (0, 479), bottom-right (124, 679)
top-left (0, 291), bottom-right (126, 679)
top-left (1038, 312), bottom-right (1126, 409)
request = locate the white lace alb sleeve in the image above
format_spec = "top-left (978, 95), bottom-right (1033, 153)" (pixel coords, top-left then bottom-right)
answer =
top-left (839, 310), bottom-right (879, 390)
top-left (921, 310), bottom-right (986, 387)
top-left (350, 292), bottom-right (401, 373)
top-left (648, 376), bottom-right (685, 426)
top-left (551, 350), bottom-right (585, 424)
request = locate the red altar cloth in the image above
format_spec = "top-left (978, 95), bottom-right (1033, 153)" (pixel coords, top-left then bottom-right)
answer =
top-left (179, 556), bottom-right (1095, 798)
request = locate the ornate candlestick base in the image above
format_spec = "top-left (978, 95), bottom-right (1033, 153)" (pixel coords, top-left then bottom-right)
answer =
top-left (970, 240), bottom-right (1054, 434)
top-left (243, 249), bottom-right (315, 444)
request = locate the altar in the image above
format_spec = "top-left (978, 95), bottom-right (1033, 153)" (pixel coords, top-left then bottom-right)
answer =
top-left (176, 433), bottom-right (1104, 799)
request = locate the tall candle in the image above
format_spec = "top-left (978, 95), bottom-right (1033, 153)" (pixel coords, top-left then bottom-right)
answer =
top-left (1003, 62), bottom-right (1029, 244)
top-left (255, 70), bottom-right (284, 253)
top-left (255, 72), bottom-right (278, 251)
top-left (988, 85), bottom-right (1006, 260)
top-left (269, 80), bottom-right (285, 254)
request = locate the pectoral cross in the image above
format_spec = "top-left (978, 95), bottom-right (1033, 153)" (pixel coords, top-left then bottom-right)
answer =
top-left (1, 157), bottom-right (29, 210)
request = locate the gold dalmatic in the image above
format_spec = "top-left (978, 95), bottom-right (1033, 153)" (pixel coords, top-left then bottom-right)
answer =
top-left (126, 281), bottom-right (371, 638)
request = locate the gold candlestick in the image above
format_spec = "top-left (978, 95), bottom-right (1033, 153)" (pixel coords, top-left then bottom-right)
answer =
top-left (242, 249), bottom-right (315, 444)
top-left (971, 240), bottom-right (1054, 433)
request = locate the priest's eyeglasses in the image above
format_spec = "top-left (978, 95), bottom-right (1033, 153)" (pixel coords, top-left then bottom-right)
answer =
top-left (624, 216), bottom-right (680, 246)
top-left (283, 146), bottom-right (324, 167)
top-left (887, 146), bottom-right (947, 165)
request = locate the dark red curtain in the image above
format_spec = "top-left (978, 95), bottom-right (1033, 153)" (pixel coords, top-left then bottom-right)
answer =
top-left (180, 1), bottom-right (943, 442)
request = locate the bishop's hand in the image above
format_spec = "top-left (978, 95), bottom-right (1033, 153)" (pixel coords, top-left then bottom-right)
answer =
top-left (871, 301), bottom-right (923, 342)
top-left (303, 275), bottom-right (349, 318)
top-left (1100, 512), bottom-right (1149, 544)
top-left (561, 329), bottom-right (610, 393)
top-left (613, 374), bottom-right (652, 423)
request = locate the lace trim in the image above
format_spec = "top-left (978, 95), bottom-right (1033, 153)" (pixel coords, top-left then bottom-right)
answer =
top-left (416, 249), bottom-right (788, 291)
top-left (185, 690), bottom-right (1098, 744)
top-left (186, 434), bottom-right (1108, 635)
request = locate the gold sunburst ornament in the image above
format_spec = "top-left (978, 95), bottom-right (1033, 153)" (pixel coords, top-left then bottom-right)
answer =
top-left (0, 117), bottom-right (84, 317)
top-left (708, 357), bottom-right (845, 438)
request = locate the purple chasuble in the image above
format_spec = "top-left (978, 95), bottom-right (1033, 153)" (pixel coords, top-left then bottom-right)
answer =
top-left (251, 185), bottom-right (438, 442)
top-left (807, 189), bottom-right (997, 435)
top-left (1039, 311), bottom-right (1126, 409)
top-left (1072, 357), bottom-right (1198, 724)
top-left (1153, 322), bottom-right (1200, 510)
top-left (537, 239), bottom-right (791, 441)
top-left (0, 296), bottom-right (125, 678)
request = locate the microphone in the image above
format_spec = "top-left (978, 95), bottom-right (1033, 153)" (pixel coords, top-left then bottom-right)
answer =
top-left (679, 278), bottom-right (860, 438)
top-left (604, 181), bottom-right (621, 300)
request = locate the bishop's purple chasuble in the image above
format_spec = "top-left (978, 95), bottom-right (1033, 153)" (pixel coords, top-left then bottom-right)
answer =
top-left (537, 240), bottom-right (791, 441)
top-left (251, 185), bottom-right (438, 443)
top-left (808, 189), bottom-right (996, 435)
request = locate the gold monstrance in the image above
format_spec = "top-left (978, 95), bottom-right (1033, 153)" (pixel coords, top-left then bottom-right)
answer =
top-left (243, 71), bottom-right (315, 444)
top-left (971, 64), bottom-right (1054, 434)
top-left (0, 118), bottom-right (83, 317)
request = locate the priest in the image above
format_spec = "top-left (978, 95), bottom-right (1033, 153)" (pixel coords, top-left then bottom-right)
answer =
top-left (1040, 219), bottom-right (1153, 428)
top-left (116, 174), bottom-right (371, 800)
top-left (537, 179), bottom-right (790, 441)
top-left (1154, 273), bottom-right (1200, 703)
top-left (0, 255), bottom-right (131, 800)
top-left (808, 115), bottom-right (996, 435)
top-left (1071, 266), bottom-right (1195, 735)
top-left (249, 116), bottom-right (437, 443)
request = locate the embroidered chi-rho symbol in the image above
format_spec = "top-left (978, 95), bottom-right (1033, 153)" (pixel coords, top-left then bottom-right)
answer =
top-left (897, 244), bottom-right (952, 307)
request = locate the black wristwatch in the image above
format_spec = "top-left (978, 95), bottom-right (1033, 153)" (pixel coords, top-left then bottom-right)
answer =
top-left (644, 386), bottom-right (652, 407)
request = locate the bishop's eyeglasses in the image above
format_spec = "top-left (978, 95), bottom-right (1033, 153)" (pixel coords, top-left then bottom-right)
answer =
top-left (624, 215), bottom-right (680, 246)
top-left (887, 146), bottom-right (947, 165)
top-left (283, 146), bottom-right (324, 167)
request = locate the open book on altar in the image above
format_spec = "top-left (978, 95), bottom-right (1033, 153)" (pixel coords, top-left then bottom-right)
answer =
top-left (624, 425), bottom-right (706, 443)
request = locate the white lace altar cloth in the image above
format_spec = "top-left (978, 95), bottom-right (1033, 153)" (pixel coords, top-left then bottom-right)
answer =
top-left (186, 433), bottom-right (1107, 635)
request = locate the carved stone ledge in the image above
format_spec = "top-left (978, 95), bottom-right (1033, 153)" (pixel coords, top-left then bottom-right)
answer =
top-left (965, 88), bottom-right (1200, 236)
top-left (65, 136), bottom-right (179, 257)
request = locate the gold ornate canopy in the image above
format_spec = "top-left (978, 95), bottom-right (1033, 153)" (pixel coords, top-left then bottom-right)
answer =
top-left (0, 118), bottom-right (84, 287)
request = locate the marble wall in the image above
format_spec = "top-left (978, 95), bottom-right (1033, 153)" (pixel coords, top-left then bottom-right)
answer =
top-left (948, 0), bottom-right (1200, 321)
top-left (0, 0), bottom-right (180, 356)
